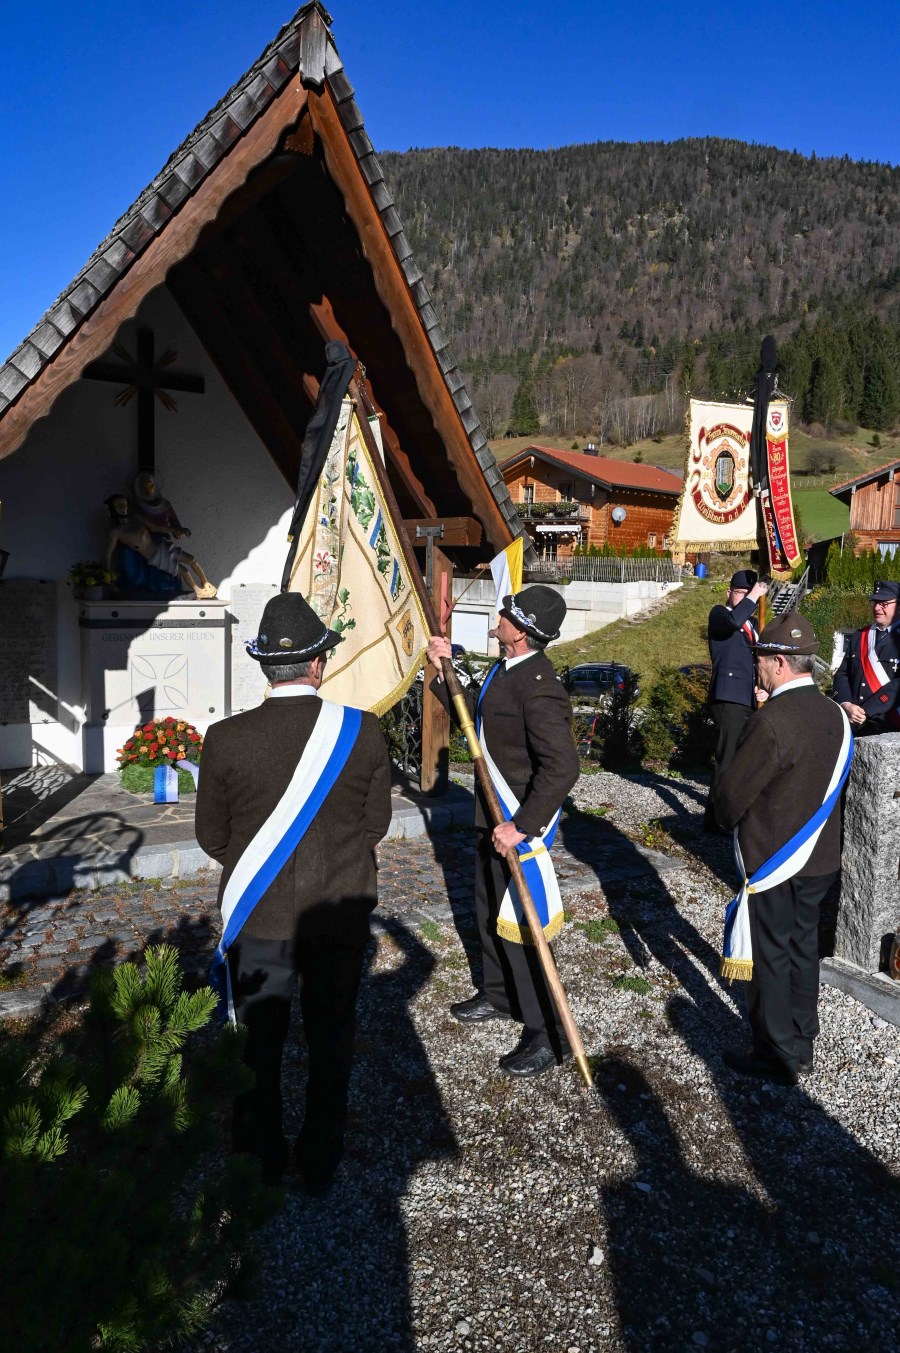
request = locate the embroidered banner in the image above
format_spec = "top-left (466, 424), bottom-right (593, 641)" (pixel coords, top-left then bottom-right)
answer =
top-left (758, 401), bottom-right (802, 576)
top-left (285, 400), bottom-right (428, 716)
top-left (671, 400), bottom-right (758, 552)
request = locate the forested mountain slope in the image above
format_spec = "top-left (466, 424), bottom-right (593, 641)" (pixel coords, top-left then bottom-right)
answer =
top-left (381, 138), bottom-right (900, 366)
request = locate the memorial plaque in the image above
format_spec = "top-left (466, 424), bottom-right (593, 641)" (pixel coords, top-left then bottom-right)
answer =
top-left (229, 583), bottom-right (279, 712)
top-left (0, 580), bottom-right (58, 724)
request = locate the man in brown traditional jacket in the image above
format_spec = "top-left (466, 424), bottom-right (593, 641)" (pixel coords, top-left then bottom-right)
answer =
top-left (714, 612), bottom-right (847, 1085)
top-left (196, 593), bottom-right (391, 1189)
top-left (427, 585), bottom-right (580, 1079)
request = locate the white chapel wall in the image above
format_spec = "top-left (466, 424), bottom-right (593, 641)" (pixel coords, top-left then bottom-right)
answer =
top-left (0, 284), bottom-right (295, 771)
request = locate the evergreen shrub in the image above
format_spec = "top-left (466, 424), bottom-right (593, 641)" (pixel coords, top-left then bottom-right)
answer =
top-left (642, 667), bottom-right (715, 769)
top-left (0, 946), bottom-right (279, 1352)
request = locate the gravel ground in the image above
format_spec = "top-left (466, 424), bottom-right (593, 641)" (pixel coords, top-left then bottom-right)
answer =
top-left (186, 768), bottom-right (900, 1353)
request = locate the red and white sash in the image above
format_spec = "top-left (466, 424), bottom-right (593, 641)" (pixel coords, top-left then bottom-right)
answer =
top-left (859, 624), bottom-right (893, 694)
top-left (741, 621), bottom-right (757, 645)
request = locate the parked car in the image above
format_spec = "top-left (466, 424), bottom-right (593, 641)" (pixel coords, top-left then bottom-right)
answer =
top-left (562, 662), bottom-right (635, 700)
top-left (677, 662), bottom-right (711, 686)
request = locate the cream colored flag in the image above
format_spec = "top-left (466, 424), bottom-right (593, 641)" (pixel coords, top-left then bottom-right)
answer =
top-left (671, 398), bottom-right (760, 552)
top-left (489, 537), bottom-right (524, 617)
top-left (287, 400), bottom-right (428, 715)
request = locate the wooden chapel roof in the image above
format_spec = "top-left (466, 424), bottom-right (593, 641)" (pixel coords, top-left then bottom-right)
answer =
top-left (0, 2), bottom-right (525, 559)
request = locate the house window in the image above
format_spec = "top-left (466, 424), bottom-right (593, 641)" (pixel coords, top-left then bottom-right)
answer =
top-left (879, 542), bottom-right (899, 558)
top-left (893, 481), bottom-right (900, 528)
top-left (558, 483), bottom-right (573, 501)
top-left (522, 485), bottom-right (534, 505)
top-left (541, 534), bottom-right (558, 562)
top-left (648, 533), bottom-right (657, 549)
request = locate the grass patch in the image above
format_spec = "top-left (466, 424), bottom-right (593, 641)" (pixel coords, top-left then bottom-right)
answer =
top-left (552, 579), bottom-right (714, 687)
top-left (792, 488), bottom-right (850, 543)
top-left (576, 917), bottom-right (620, 942)
top-left (0, 967), bottom-right (30, 991)
top-left (613, 974), bottom-right (653, 995)
top-left (119, 764), bottom-right (197, 795)
top-left (419, 919), bottom-right (442, 944)
top-left (637, 1007), bottom-right (654, 1020)
top-left (579, 804), bottom-right (612, 818)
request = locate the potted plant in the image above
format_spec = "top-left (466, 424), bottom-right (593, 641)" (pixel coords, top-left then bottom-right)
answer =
top-left (68, 560), bottom-right (117, 600)
top-left (117, 716), bottom-right (204, 795)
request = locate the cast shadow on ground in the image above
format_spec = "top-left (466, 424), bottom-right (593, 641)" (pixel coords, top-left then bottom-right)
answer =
top-left (204, 912), bottom-right (457, 1352)
top-left (0, 811), bottom-right (144, 950)
top-left (558, 801), bottom-right (725, 1012)
top-left (598, 989), bottom-right (900, 1349)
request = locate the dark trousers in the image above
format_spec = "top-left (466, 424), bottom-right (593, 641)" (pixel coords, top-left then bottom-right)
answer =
top-left (747, 872), bottom-right (838, 1074)
top-left (227, 933), bottom-right (366, 1180)
top-left (705, 701), bottom-right (753, 828)
top-left (474, 834), bottom-right (568, 1056)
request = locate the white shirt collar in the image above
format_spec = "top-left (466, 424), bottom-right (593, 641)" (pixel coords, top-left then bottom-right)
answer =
top-left (504, 651), bottom-right (537, 671)
top-left (768, 675), bottom-right (815, 699)
top-left (267, 683), bottom-right (318, 698)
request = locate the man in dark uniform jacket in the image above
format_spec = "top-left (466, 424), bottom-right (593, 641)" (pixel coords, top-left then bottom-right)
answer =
top-left (832, 578), bottom-right (900, 734)
top-left (196, 593), bottom-right (392, 1188)
top-left (704, 568), bottom-right (769, 831)
top-left (714, 612), bottom-right (847, 1085)
top-left (427, 585), bottom-right (580, 1079)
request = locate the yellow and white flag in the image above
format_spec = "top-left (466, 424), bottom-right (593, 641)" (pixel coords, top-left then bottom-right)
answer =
top-left (286, 400), bottom-right (428, 715)
top-left (489, 537), bottom-right (524, 618)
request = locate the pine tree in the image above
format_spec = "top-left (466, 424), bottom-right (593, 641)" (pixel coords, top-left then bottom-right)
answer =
top-left (860, 348), bottom-right (900, 431)
top-left (508, 377), bottom-right (540, 435)
top-left (0, 946), bottom-right (278, 1352)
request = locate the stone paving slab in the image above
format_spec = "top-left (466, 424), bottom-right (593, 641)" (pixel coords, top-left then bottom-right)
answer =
top-left (0, 763), bottom-right (474, 903)
top-left (0, 804), bottom-right (688, 1018)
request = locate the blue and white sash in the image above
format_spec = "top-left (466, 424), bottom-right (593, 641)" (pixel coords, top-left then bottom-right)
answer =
top-left (721, 707), bottom-right (853, 982)
top-left (209, 700), bottom-right (362, 1019)
top-left (476, 663), bottom-right (564, 946)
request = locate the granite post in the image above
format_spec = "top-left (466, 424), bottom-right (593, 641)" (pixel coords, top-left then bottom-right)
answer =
top-left (835, 731), bottom-right (900, 971)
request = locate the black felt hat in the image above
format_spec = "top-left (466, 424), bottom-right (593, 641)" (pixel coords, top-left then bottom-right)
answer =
top-left (753, 611), bottom-right (819, 656)
top-left (245, 593), bottom-right (342, 666)
top-left (501, 584), bottom-right (567, 643)
top-left (870, 579), bottom-right (900, 602)
top-left (729, 569), bottom-right (758, 591)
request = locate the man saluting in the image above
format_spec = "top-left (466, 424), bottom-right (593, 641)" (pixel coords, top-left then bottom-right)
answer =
top-left (833, 579), bottom-right (900, 734)
top-left (427, 585), bottom-right (580, 1079)
top-left (704, 568), bottom-right (769, 832)
top-left (196, 593), bottom-right (392, 1190)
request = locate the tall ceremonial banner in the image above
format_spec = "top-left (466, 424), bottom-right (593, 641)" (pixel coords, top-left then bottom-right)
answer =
top-left (758, 401), bottom-right (802, 576)
top-left (286, 399), bottom-right (428, 715)
top-left (670, 397), bottom-right (801, 573)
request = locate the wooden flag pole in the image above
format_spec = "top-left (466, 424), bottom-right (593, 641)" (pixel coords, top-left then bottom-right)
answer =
top-left (349, 383), bottom-right (593, 1088)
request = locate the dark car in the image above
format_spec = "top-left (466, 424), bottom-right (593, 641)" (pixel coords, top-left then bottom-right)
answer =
top-left (562, 662), bottom-right (634, 700)
top-left (677, 662), bottom-right (712, 683)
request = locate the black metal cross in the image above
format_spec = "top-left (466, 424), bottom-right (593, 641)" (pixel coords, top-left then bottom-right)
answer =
top-left (83, 326), bottom-right (205, 473)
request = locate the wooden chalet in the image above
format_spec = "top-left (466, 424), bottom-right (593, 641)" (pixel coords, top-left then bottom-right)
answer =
top-left (830, 461), bottom-right (900, 555)
top-left (501, 445), bottom-right (682, 560)
top-left (0, 2), bottom-right (526, 784)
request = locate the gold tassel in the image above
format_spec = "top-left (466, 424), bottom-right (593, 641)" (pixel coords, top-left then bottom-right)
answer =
top-left (496, 910), bottom-right (565, 946)
top-left (720, 957), bottom-right (753, 983)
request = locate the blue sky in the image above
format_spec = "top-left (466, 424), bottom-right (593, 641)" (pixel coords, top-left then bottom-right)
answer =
top-left (2, 0), bottom-right (898, 360)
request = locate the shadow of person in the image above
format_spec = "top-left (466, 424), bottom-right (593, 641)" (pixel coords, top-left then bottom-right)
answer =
top-left (558, 801), bottom-right (724, 1007)
top-left (666, 992), bottom-right (900, 1346)
top-left (206, 912), bottom-right (457, 1352)
top-left (596, 1055), bottom-right (774, 1351)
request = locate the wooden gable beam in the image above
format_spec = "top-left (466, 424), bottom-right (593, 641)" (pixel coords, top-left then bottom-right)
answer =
top-left (239, 203), bottom-right (437, 519)
top-left (168, 256), bottom-right (311, 487)
top-left (307, 88), bottom-right (512, 554)
top-left (0, 79), bottom-right (310, 460)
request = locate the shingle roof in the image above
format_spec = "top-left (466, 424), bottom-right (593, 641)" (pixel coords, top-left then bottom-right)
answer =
top-left (829, 459), bottom-right (900, 499)
top-left (0, 3), bottom-right (522, 545)
top-left (504, 445), bottom-right (684, 496)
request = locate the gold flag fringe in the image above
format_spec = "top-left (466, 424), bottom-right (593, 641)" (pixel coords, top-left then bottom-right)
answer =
top-left (497, 908), bottom-right (565, 947)
top-left (369, 645), bottom-right (429, 718)
top-left (720, 957), bottom-right (753, 983)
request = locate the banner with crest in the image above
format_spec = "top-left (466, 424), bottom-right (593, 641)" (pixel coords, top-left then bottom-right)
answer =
top-left (670, 397), bottom-right (800, 573)
top-left (286, 399), bottom-right (428, 715)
